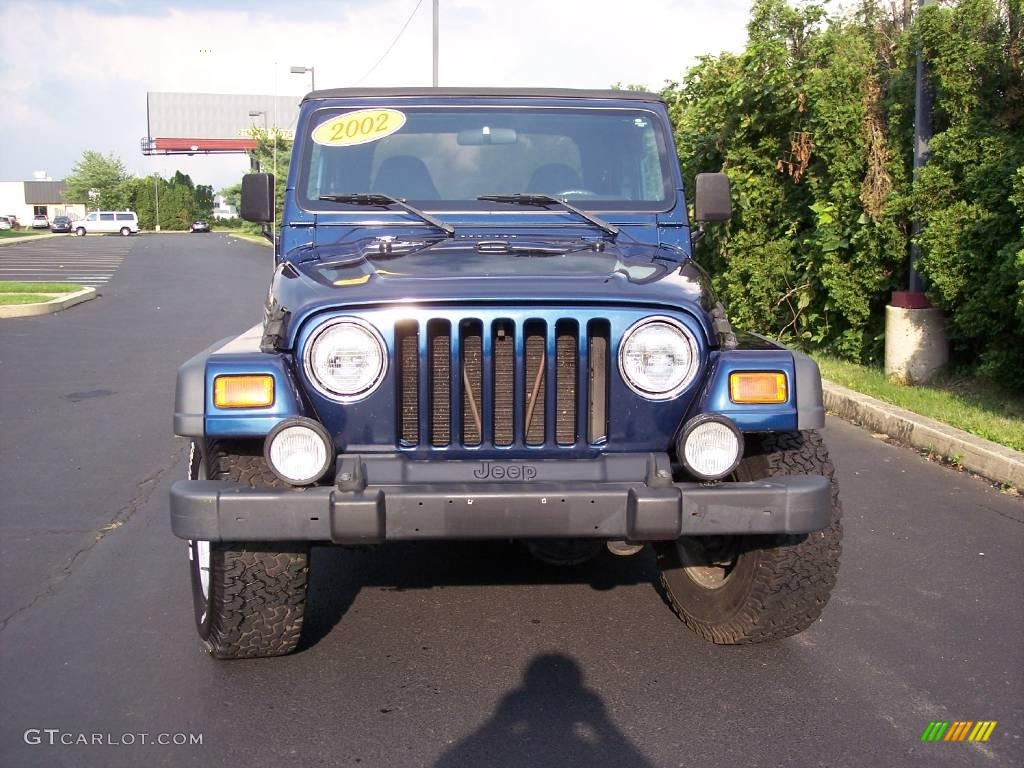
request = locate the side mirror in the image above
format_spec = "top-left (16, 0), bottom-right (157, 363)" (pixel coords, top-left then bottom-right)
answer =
top-left (240, 173), bottom-right (274, 223)
top-left (694, 172), bottom-right (731, 223)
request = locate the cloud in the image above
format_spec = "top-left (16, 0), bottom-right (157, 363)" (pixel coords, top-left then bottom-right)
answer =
top-left (0, 0), bottom-right (749, 190)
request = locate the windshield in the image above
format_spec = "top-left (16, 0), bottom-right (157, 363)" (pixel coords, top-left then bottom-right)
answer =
top-left (299, 105), bottom-right (674, 212)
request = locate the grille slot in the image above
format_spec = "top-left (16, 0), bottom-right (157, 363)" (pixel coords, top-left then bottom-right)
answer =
top-left (396, 321), bottom-right (419, 445)
top-left (493, 320), bottom-right (515, 446)
top-left (429, 320), bottom-right (451, 446)
top-left (556, 321), bottom-right (578, 445)
top-left (396, 315), bottom-right (600, 449)
top-left (524, 321), bottom-right (546, 446)
top-left (587, 320), bottom-right (610, 444)
top-left (461, 321), bottom-right (483, 445)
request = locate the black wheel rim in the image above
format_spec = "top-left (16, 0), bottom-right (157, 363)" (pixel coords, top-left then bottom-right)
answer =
top-left (675, 536), bottom-right (742, 590)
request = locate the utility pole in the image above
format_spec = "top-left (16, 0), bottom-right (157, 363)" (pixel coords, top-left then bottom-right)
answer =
top-left (432, 0), bottom-right (439, 87)
top-left (248, 110), bottom-right (267, 172)
top-left (290, 65), bottom-right (315, 93)
top-left (908, 0), bottom-right (933, 296)
top-left (273, 63), bottom-right (278, 246)
top-left (884, 0), bottom-right (946, 383)
top-left (153, 174), bottom-right (160, 232)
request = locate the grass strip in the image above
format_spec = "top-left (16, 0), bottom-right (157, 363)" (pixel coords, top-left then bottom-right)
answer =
top-left (814, 355), bottom-right (1024, 452)
top-left (0, 294), bottom-right (53, 305)
top-left (0, 281), bottom-right (83, 293)
top-left (0, 229), bottom-right (46, 239)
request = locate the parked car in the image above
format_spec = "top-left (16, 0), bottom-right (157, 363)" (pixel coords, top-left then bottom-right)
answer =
top-left (31, 215), bottom-right (49, 229)
top-left (74, 210), bottom-right (139, 236)
top-left (50, 216), bottom-right (73, 233)
top-left (0, 216), bottom-right (11, 230)
top-left (190, 220), bottom-right (210, 233)
top-left (171, 88), bottom-right (841, 659)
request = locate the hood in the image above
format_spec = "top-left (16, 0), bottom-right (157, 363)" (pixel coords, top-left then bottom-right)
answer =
top-left (270, 236), bottom-right (718, 348)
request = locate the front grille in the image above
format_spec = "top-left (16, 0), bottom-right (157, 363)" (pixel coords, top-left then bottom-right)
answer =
top-left (397, 316), bottom-right (609, 448)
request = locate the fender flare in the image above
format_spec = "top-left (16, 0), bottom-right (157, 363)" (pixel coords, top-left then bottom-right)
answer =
top-left (173, 337), bottom-right (233, 437)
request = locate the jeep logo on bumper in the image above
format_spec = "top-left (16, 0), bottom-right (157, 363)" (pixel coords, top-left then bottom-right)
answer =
top-left (473, 461), bottom-right (537, 481)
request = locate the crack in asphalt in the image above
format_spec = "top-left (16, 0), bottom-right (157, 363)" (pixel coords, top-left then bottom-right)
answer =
top-left (0, 443), bottom-right (187, 634)
top-left (982, 503), bottom-right (1024, 525)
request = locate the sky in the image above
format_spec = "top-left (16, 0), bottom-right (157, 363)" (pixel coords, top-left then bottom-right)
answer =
top-left (0, 0), bottom-right (752, 193)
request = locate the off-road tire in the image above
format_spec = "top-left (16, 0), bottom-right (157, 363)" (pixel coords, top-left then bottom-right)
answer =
top-left (655, 430), bottom-right (842, 644)
top-left (188, 439), bottom-right (309, 659)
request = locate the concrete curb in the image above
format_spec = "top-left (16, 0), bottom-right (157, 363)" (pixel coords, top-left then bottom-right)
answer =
top-left (822, 379), bottom-right (1023, 488)
top-left (0, 287), bottom-right (97, 319)
top-left (0, 233), bottom-right (66, 246)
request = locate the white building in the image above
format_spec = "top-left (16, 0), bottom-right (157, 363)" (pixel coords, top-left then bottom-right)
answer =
top-left (0, 179), bottom-right (86, 225)
top-left (212, 193), bottom-right (238, 220)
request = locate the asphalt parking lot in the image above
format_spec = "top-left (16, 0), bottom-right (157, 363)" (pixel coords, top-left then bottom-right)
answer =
top-left (0, 233), bottom-right (1020, 768)
top-left (0, 234), bottom-right (136, 286)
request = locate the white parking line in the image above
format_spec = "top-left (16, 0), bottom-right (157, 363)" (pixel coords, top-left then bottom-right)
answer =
top-left (0, 236), bottom-right (131, 284)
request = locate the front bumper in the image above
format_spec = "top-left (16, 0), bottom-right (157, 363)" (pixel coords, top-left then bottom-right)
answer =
top-left (170, 453), bottom-right (832, 544)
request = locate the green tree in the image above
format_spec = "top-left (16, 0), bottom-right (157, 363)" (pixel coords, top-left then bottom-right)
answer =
top-left (164, 176), bottom-right (197, 230)
top-left (663, 0), bottom-right (1023, 389)
top-left (65, 151), bottom-right (130, 210)
top-left (195, 184), bottom-right (214, 218)
top-left (911, 0), bottom-right (1024, 383)
top-left (245, 127), bottom-right (292, 228)
top-left (219, 183), bottom-right (242, 210)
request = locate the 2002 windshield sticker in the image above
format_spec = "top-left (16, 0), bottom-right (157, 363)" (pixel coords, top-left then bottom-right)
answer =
top-left (312, 109), bottom-right (407, 147)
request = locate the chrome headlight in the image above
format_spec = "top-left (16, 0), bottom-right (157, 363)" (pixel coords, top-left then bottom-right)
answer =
top-left (618, 317), bottom-right (699, 399)
top-left (303, 317), bottom-right (387, 402)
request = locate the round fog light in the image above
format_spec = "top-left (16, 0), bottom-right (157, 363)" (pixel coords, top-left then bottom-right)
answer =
top-left (264, 418), bottom-right (333, 486)
top-left (678, 415), bottom-right (743, 481)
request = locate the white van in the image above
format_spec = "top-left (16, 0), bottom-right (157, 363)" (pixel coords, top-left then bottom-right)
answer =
top-left (74, 211), bottom-right (139, 237)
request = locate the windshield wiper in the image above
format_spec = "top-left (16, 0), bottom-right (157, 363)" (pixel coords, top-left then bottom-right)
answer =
top-left (477, 193), bottom-right (619, 238)
top-left (318, 193), bottom-right (455, 236)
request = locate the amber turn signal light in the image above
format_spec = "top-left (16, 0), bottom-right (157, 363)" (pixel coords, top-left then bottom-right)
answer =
top-left (213, 375), bottom-right (275, 408)
top-left (729, 372), bottom-right (787, 404)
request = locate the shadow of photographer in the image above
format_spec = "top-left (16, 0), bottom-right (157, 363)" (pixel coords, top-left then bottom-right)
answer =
top-left (434, 653), bottom-right (655, 768)
top-left (299, 541), bottom-right (659, 651)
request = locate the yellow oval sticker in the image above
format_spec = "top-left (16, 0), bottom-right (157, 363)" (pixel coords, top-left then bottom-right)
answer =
top-left (312, 109), bottom-right (406, 147)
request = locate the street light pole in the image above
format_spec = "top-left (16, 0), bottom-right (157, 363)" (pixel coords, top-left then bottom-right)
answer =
top-left (290, 65), bottom-right (315, 93)
top-left (432, 0), bottom-right (439, 87)
top-left (909, 0), bottom-right (934, 297)
top-left (248, 110), bottom-right (267, 172)
top-left (884, 0), bottom-right (946, 384)
top-left (153, 174), bottom-right (160, 232)
top-left (248, 109), bottom-right (267, 132)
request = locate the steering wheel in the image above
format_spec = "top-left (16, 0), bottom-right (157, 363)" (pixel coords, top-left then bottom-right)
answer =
top-left (556, 189), bottom-right (599, 199)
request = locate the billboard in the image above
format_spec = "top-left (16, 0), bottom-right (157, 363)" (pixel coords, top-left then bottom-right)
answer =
top-left (142, 92), bottom-right (301, 155)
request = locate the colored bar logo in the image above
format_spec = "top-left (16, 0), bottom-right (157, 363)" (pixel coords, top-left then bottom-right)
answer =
top-left (921, 721), bottom-right (997, 742)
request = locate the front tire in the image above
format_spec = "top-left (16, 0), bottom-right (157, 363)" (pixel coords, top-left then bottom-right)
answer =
top-left (187, 440), bottom-right (309, 659)
top-left (119, 227), bottom-right (131, 236)
top-left (655, 430), bottom-right (842, 644)
top-left (75, 227), bottom-right (85, 237)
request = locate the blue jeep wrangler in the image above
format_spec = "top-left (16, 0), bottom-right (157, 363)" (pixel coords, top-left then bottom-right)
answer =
top-left (171, 88), bottom-right (841, 658)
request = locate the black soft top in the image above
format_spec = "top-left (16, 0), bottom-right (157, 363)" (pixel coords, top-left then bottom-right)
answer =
top-left (301, 87), bottom-right (664, 104)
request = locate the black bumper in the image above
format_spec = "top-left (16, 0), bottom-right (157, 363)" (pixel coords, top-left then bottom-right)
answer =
top-left (169, 453), bottom-right (832, 544)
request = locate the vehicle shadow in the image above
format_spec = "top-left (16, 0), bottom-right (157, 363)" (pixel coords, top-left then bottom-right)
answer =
top-left (298, 540), bottom-right (658, 652)
top-left (433, 653), bottom-right (656, 768)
